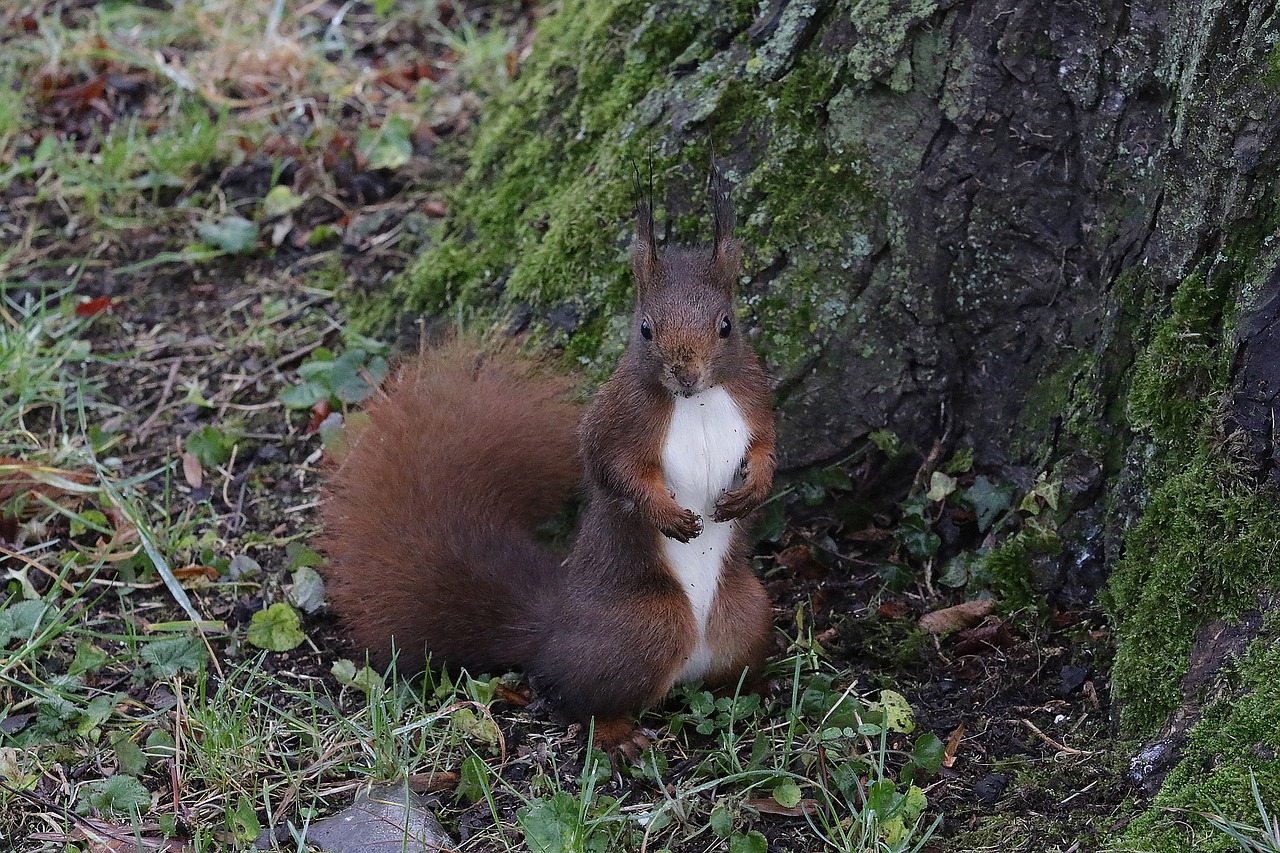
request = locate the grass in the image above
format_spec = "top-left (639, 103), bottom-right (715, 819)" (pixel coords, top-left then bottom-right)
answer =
top-left (0, 15), bottom-right (942, 840)
top-left (0, 0), bottom-right (523, 286)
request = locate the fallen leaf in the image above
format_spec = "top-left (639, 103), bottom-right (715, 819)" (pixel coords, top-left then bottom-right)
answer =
top-left (776, 545), bottom-right (826, 579)
top-left (30, 816), bottom-right (191, 851)
top-left (180, 451), bottom-right (202, 488)
top-left (743, 797), bottom-right (821, 818)
top-left (942, 722), bottom-right (965, 768)
top-left (953, 622), bottom-right (1017, 655)
top-left (75, 295), bottom-right (114, 317)
top-left (494, 683), bottom-right (531, 706)
top-left (878, 600), bottom-right (911, 619)
top-left (305, 399), bottom-right (333, 435)
top-left (170, 565), bottom-right (219, 582)
top-left (0, 460), bottom-right (96, 515)
top-left (918, 598), bottom-right (997, 635)
top-left (406, 771), bottom-right (460, 793)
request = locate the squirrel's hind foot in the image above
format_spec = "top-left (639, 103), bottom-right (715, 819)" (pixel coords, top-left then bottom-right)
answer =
top-left (591, 717), bottom-right (655, 768)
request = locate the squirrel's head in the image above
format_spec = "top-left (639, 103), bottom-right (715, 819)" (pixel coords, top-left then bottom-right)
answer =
top-left (630, 168), bottom-right (743, 398)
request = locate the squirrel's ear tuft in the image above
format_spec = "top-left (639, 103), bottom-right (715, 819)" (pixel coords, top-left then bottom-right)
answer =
top-left (709, 164), bottom-right (740, 289)
top-left (631, 159), bottom-right (660, 296)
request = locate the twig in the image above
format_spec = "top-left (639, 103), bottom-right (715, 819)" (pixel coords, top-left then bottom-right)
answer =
top-left (1020, 718), bottom-right (1099, 757)
top-left (135, 358), bottom-right (184, 438)
top-left (0, 544), bottom-right (76, 594)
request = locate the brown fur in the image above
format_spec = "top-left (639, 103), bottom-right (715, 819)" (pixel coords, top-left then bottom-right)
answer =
top-left (320, 340), bottom-right (582, 675)
top-left (320, 174), bottom-right (777, 751)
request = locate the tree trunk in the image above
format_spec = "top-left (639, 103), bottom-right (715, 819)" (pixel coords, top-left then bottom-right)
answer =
top-left (378, 0), bottom-right (1280, 845)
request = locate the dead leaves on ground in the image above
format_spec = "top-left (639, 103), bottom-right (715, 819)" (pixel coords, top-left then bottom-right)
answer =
top-left (918, 599), bottom-right (996, 635)
top-left (0, 459), bottom-right (141, 570)
top-left (29, 820), bottom-right (191, 853)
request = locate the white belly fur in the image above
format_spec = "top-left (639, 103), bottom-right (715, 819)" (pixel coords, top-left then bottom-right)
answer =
top-left (661, 386), bottom-right (750, 682)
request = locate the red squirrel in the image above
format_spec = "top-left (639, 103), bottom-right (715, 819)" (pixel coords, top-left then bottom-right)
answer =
top-left (321, 172), bottom-right (777, 756)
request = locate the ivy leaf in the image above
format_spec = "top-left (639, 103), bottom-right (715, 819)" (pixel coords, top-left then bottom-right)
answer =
top-left (926, 471), bottom-right (957, 502)
top-left (906, 732), bottom-right (945, 781)
top-left (962, 476), bottom-right (1016, 532)
top-left (285, 543), bottom-right (324, 570)
top-left (247, 603), bottom-right (304, 651)
top-left (279, 381), bottom-right (329, 410)
top-left (864, 779), bottom-right (904, 820)
top-left (897, 511), bottom-right (940, 559)
top-left (262, 185), bottom-right (304, 218)
top-left (331, 659), bottom-right (384, 693)
top-left (710, 803), bottom-right (734, 838)
top-left (113, 736), bottom-right (148, 777)
top-left (78, 694), bottom-right (117, 736)
top-left (227, 794), bottom-right (262, 841)
top-left (69, 641), bottom-right (109, 677)
top-left (870, 689), bottom-right (915, 734)
top-left (360, 115), bottom-right (415, 170)
top-left (185, 425), bottom-right (235, 467)
top-left (142, 635), bottom-right (208, 678)
top-left (451, 707), bottom-right (500, 751)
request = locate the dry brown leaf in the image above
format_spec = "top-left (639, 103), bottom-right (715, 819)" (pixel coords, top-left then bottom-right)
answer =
top-left (918, 598), bottom-right (997, 635)
top-left (406, 770), bottom-right (460, 793)
top-left (776, 545), bottom-right (826, 579)
top-left (878, 600), bottom-right (912, 619)
top-left (31, 816), bottom-right (191, 851)
top-left (0, 458), bottom-right (95, 505)
top-left (953, 623), bottom-right (1017, 655)
top-left (494, 683), bottom-right (531, 707)
top-left (181, 451), bottom-right (202, 488)
top-left (943, 722), bottom-right (965, 768)
top-left (171, 565), bottom-right (219, 582)
top-left (744, 797), bottom-right (822, 818)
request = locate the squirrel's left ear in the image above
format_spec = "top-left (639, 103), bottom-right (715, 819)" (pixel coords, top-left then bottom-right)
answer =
top-left (709, 165), bottom-right (740, 289)
top-left (631, 160), bottom-right (661, 298)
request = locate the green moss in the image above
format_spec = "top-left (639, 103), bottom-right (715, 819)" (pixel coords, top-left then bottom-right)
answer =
top-left (369, 0), bottom-right (942, 379)
top-left (984, 530), bottom-right (1058, 613)
top-left (1118, 630), bottom-right (1280, 853)
top-left (1101, 224), bottom-right (1280, 848)
top-left (1126, 272), bottom-right (1230, 448)
top-left (1106, 460), bottom-right (1280, 733)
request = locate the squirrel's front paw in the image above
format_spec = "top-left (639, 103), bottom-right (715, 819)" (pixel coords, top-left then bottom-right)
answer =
top-left (713, 483), bottom-right (768, 522)
top-left (656, 506), bottom-right (702, 542)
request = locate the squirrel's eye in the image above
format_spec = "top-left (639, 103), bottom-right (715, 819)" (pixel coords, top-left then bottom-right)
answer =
top-left (640, 319), bottom-right (653, 341)
top-left (719, 316), bottom-right (732, 338)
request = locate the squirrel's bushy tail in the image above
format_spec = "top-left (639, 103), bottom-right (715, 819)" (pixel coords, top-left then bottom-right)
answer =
top-left (320, 339), bottom-right (582, 674)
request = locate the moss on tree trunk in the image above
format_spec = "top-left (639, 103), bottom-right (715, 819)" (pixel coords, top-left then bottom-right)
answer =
top-left (369, 0), bottom-right (1280, 847)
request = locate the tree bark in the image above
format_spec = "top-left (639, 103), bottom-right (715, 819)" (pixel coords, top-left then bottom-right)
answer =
top-left (384, 0), bottom-right (1280, 844)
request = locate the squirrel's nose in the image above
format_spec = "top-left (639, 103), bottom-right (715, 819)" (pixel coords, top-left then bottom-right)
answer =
top-left (678, 375), bottom-right (697, 388)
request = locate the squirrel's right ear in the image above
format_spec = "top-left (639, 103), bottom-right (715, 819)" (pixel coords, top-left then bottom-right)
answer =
top-left (709, 164), bottom-right (740, 289)
top-left (631, 161), bottom-right (660, 295)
